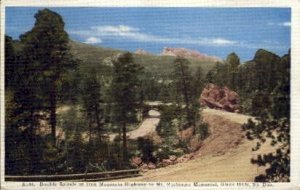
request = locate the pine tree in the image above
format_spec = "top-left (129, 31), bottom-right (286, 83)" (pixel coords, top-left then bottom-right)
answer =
top-left (5, 35), bottom-right (17, 88)
top-left (81, 72), bottom-right (103, 144)
top-left (226, 52), bottom-right (240, 69)
top-left (242, 50), bottom-right (290, 182)
top-left (172, 57), bottom-right (197, 128)
top-left (192, 66), bottom-right (204, 99)
top-left (110, 52), bottom-right (143, 164)
top-left (5, 35), bottom-right (45, 174)
top-left (226, 52), bottom-right (240, 90)
top-left (20, 8), bottom-right (76, 143)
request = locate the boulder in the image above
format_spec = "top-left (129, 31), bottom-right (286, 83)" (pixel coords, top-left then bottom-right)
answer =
top-left (162, 159), bottom-right (173, 167)
top-left (177, 156), bottom-right (188, 163)
top-left (131, 156), bottom-right (142, 167)
top-left (140, 163), bottom-right (149, 171)
top-left (156, 162), bottom-right (164, 168)
top-left (147, 162), bottom-right (156, 169)
top-left (200, 83), bottom-right (240, 113)
top-left (177, 153), bottom-right (196, 163)
top-left (169, 155), bottom-right (177, 162)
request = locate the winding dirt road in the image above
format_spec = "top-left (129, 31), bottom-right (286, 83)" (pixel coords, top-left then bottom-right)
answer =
top-left (109, 110), bottom-right (161, 141)
top-left (117, 108), bottom-right (275, 182)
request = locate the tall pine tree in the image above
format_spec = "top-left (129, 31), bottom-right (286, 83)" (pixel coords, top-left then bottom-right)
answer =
top-left (172, 57), bottom-right (198, 129)
top-left (20, 9), bottom-right (76, 143)
top-left (111, 52), bottom-right (143, 164)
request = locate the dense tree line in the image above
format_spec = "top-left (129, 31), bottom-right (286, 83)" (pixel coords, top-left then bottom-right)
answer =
top-left (206, 49), bottom-right (290, 182)
top-left (242, 50), bottom-right (290, 182)
top-left (5, 9), bottom-right (78, 174)
top-left (207, 49), bottom-right (289, 117)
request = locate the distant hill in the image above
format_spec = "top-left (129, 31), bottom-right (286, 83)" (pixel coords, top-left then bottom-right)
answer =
top-left (9, 39), bottom-right (217, 86)
top-left (69, 40), bottom-right (217, 78)
top-left (161, 47), bottom-right (221, 62)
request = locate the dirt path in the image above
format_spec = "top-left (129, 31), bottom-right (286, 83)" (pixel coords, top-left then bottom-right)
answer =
top-left (109, 110), bottom-right (161, 141)
top-left (116, 108), bottom-right (275, 182)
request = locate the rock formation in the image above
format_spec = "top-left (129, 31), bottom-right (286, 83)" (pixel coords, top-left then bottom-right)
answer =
top-left (200, 83), bottom-right (240, 113)
top-left (161, 47), bottom-right (221, 62)
top-left (131, 151), bottom-right (199, 171)
top-left (130, 156), bottom-right (143, 168)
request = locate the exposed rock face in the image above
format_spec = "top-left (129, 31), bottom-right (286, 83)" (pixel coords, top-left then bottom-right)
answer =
top-left (161, 47), bottom-right (221, 62)
top-left (200, 83), bottom-right (240, 113)
top-left (135, 48), bottom-right (151, 55)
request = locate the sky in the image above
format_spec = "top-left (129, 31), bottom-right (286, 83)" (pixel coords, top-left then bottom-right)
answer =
top-left (5, 7), bottom-right (291, 62)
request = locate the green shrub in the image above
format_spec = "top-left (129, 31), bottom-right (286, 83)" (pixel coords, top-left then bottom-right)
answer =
top-left (197, 122), bottom-right (210, 140)
top-left (137, 137), bottom-right (156, 163)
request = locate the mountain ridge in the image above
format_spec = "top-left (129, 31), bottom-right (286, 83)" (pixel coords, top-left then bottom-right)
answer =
top-left (161, 47), bottom-right (221, 62)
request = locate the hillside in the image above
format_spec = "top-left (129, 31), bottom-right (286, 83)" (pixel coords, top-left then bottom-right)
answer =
top-left (116, 108), bottom-right (275, 182)
top-left (69, 40), bottom-right (217, 77)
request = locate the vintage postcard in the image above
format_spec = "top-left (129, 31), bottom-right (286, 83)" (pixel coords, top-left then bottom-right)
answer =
top-left (1, 0), bottom-right (300, 189)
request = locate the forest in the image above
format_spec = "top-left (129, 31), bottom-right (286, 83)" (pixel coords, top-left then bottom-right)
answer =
top-left (5, 9), bottom-right (290, 182)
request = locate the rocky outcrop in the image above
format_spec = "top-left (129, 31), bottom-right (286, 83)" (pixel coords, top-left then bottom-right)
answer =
top-left (130, 156), bottom-right (143, 168)
top-left (161, 47), bottom-right (221, 62)
top-left (147, 162), bottom-right (156, 169)
top-left (200, 83), bottom-right (240, 113)
top-left (177, 153), bottom-right (196, 163)
top-left (132, 153), bottom-right (196, 170)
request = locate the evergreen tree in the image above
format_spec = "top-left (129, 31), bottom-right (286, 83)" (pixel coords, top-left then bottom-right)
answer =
top-left (242, 50), bottom-right (290, 182)
top-left (20, 8), bottom-right (77, 143)
top-left (192, 66), bottom-right (205, 99)
top-left (226, 52), bottom-right (240, 69)
top-left (110, 52), bottom-right (143, 164)
top-left (81, 72), bottom-right (103, 144)
top-left (226, 52), bottom-right (240, 90)
top-left (5, 35), bottom-right (17, 88)
top-left (5, 36), bottom-right (45, 174)
top-left (242, 115), bottom-right (290, 182)
top-left (172, 57), bottom-right (197, 128)
top-left (270, 50), bottom-right (290, 119)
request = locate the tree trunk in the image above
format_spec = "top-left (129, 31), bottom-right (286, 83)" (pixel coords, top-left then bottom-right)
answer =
top-left (95, 104), bottom-right (102, 143)
top-left (50, 85), bottom-right (57, 144)
top-left (118, 127), bottom-right (122, 169)
top-left (29, 109), bottom-right (36, 173)
top-left (88, 120), bottom-right (92, 145)
top-left (122, 122), bottom-right (127, 163)
top-left (179, 61), bottom-right (191, 124)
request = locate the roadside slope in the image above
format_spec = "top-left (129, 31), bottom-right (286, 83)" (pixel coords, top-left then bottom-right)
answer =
top-left (117, 108), bottom-right (274, 182)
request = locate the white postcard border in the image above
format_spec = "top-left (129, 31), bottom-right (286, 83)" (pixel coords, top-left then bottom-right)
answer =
top-left (1, 0), bottom-right (299, 189)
